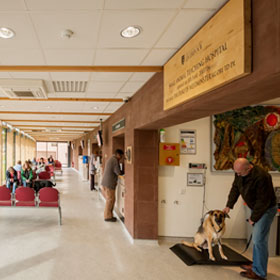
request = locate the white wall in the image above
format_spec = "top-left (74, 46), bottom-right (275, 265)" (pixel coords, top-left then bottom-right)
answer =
top-left (158, 117), bottom-right (280, 239)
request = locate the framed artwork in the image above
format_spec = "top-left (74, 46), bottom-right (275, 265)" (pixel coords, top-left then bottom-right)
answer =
top-left (211, 105), bottom-right (280, 172)
top-left (126, 146), bottom-right (132, 164)
top-left (180, 129), bottom-right (196, 154)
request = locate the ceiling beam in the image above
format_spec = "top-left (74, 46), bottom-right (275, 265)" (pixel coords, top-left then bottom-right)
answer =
top-left (0, 97), bottom-right (123, 102)
top-left (0, 65), bottom-right (162, 72)
top-left (0, 111), bottom-right (112, 116)
top-left (25, 130), bottom-right (89, 133)
top-left (2, 119), bottom-right (100, 124)
top-left (17, 125), bottom-right (95, 129)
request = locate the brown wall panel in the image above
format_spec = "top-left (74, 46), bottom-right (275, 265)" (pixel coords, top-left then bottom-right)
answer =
top-left (73, 0), bottom-right (280, 239)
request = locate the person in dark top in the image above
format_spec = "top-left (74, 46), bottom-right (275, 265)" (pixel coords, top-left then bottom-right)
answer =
top-left (223, 158), bottom-right (277, 280)
top-left (48, 155), bottom-right (55, 166)
top-left (21, 162), bottom-right (33, 187)
top-left (101, 149), bottom-right (124, 222)
top-left (6, 166), bottom-right (19, 194)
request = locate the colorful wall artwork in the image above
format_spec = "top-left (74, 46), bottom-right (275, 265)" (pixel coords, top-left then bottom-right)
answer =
top-left (212, 105), bottom-right (280, 171)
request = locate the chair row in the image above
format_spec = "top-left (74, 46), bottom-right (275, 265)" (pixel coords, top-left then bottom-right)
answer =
top-left (0, 186), bottom-right (62, 225)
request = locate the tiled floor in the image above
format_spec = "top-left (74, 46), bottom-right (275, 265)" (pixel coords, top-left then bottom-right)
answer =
top-left (0, 168), bottom-right (279, 280)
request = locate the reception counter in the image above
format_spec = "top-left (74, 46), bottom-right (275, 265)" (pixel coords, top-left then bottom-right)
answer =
top-left (115, 175), bottom-right (125, 220)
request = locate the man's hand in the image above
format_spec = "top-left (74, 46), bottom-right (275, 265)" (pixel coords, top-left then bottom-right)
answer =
top-left (248, 218), bottom-right (255, 226)
top-left (223, 207), bottom-right (230, 214)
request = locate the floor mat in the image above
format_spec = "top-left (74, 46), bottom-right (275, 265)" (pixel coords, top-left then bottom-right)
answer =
top-left (170, 243), bottom-right (252, 266)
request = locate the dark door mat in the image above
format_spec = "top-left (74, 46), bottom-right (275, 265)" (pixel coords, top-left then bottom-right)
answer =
top-left (170, 243), bottom-right (252, 266)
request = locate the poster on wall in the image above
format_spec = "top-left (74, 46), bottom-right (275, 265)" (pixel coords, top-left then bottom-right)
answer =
top-left (126, 146), bottom-right (132, 164)
top-left (211, 105), bottom-right (280, 172)
top-left (180, 130), bottom-right (196, 154)
top-left (187, 173), bottom-right (204, 186)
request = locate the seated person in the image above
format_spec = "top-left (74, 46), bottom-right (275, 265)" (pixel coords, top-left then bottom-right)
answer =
top-left (31, 157), bottom-right (38, 168)
top-left (6, 166), bottom-right (19, 194)
top-left (21, 162), bottom-right (33, 187)
top-left (48, 155), bottom-right (55, 166)
top-left (36, 157), bottom-right (46, 174)
top-left (13, 160), bottom-right (22, 172)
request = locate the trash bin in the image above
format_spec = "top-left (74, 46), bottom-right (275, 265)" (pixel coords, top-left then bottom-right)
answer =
top-left (83, 155), bottom-right (88, 164)
top-left (82, 156), bottom-right (89, 181)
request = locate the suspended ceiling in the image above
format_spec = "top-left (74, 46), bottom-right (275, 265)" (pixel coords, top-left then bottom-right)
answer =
top-left (0, 0), bottom-right (230, 141)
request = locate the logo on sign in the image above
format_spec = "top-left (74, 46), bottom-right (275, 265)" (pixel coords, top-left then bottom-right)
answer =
top-left (163, 145), bottom-right (176, 151)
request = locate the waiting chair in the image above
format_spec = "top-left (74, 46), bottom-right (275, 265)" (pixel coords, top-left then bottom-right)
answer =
top-left (54, 161), bottom-right (63, 175)
top-left (38, 171), bottom-right (51, 180)
top-left (15, 187), bottom-right (36, 206)
top-left (0, 186), bottom-right (13, 206)
top-left (38, 187), bottom-right (62, 225)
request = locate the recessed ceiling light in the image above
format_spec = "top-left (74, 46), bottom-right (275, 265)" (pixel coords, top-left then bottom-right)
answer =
top-left (120, 26), bottom-right (142, 38)
top-left (93, 106), bottom-right (99, 110)
top-left (0, 27), bottom-right (15, 39)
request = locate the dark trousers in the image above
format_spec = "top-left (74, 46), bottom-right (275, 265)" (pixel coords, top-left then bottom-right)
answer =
top-left (90, 174), bottom-right (95, 190)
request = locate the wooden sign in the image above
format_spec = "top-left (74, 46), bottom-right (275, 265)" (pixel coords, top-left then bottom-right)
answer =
top-left (164, 0), bottom-right (251, 110)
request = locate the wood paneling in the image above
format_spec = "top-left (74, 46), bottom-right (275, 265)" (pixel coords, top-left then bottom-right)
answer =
top-left (164, 0), bottom-right (251, 110)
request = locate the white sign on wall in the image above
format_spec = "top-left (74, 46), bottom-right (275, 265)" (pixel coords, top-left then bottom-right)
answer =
top-left (180, 129), bottom-right (196, 154)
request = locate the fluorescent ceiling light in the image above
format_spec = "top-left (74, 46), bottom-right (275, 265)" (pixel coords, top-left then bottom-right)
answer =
top-left (0, 27), bottom-right (15, 39)
top-left (121, 26), bottom-right (141, 38)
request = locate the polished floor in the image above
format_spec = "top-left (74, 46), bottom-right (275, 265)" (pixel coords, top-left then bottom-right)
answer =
top-left (0, 169), bottom-right (279, 280)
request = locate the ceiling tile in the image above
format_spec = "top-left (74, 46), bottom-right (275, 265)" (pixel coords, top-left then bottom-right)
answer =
top-left (156, 9), bottom-right (214, 48)
top-left (9, 72), bottom-right (50, 79)
top-left (30, 11), bottom-right (102, 49)
top-left (90, 72), bottom-right (132, 82)
top-left (120, 82), bottom-right (144, 93)
top-left (105, 0), bottom-right (185, 9)
top-left (85, 92), bottom-right (116, 98)
top-left (0, 13), bottom-right (40, 49)
top-left (25, 0), bottom-right (103, 10)
top-left (0, 49), bottom-right (45, 65)
top-left (87, 81), bottom-right (124, 93)
top-left (103, 102), bottom-right (123, 112)
top-left (97, 10), bottom-right (176, 48)
top-left (94, 49), bottom-right (149, 65)
top-left (0, 0), bottom-right (27, 10)
top-left (45, 49), bottom-right (95, 65)
top-left (82, 102), bottom-right (110, 111)
top-left (0, 72), bottom-right (12, 78)
top-left (129, 72), bottom-right (155, 82)
top-left (115, 92), bottom-right (135, 98)
top-left (50, 72), bottom-right (91, 81)
top-left (142, 48), bottom-right (177, 65)
top-left (50, 92), bottom-right (87, 98)
top-left (184, 0), bottom-right (228, 9)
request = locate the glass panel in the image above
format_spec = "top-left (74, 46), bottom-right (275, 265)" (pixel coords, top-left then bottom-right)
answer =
top-left (57, 142), bottom-right (68, 167)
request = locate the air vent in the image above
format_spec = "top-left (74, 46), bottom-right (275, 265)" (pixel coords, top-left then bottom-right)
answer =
top-left (52, 81), bottom-right (87, 92)
top-left (0, 79), bottom-right (48, 99)
top-left (32, 129), bottom-right (43, 132)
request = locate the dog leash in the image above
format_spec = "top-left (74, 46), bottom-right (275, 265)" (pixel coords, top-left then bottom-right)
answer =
top-left (241, 233), bottom-right (252, 254)
top-left (240, 219), bottom-right (254, 254)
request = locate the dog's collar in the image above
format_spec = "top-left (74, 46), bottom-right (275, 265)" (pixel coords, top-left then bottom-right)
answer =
top-left (211, 221), bottom-right (223, 233)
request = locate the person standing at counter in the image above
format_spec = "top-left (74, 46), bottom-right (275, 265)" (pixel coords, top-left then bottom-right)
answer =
top-left (101, 149), bottom-right (124, 222)
top-left (223, 158), bottom-right (277, 280)
top-left (89, 153), bottom-right (97, 191)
